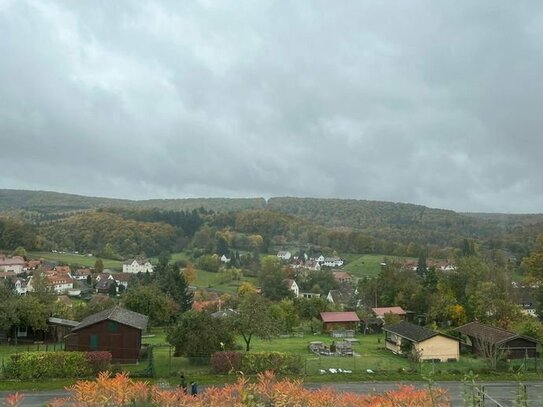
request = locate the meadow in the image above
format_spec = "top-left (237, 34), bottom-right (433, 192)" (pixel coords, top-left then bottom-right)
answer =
top-left (133, 329), bottom-right (489, 384)
top-left (29, 251), bottom-right (123, 270)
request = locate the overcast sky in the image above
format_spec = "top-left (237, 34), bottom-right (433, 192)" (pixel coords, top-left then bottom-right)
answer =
top-left (1, 1), bottom-right (543, 213)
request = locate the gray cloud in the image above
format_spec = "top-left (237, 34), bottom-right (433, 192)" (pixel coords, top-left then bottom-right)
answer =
top-left (1, 0), bottom-right (543, 213)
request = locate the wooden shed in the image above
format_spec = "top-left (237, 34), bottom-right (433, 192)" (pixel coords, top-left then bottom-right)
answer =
top-left (454, 321), bottom-right (538, 359)
top-left (65, 307), bottom-right (148, 363)
top-left (319, 312), bottom-right (360, 332)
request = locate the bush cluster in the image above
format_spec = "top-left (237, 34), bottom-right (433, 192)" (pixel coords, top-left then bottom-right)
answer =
top-left (211, 351), bottom-right (302, 375)
top-left (4, 351), bottom-right (113, 379)
top-left (4, 351), bottom-right (93, 379)
top-left (210, 351), bottom-right (242, 374)
top-left (85, 351), bottom-right (112, 375)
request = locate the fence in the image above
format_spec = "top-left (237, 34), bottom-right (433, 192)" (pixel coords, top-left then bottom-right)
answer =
top-left (302, 354), bottom-right (543, 376)
top-left (464, 383), bottom-right (543, 407)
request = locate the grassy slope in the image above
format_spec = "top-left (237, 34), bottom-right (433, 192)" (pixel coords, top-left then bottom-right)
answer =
top-left (29, 251), bottom-right (122, 270)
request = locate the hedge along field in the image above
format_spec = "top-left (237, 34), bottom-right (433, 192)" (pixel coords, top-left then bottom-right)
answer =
top-left (3, 351), bottom-right (112, 380)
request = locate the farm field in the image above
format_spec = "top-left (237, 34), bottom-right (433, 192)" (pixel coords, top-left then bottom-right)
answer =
top-left (341, 253), bottom-right (414, 278)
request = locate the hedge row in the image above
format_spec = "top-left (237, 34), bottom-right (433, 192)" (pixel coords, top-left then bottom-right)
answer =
top-left (211, 351), bottom-right (302, 375)
top-left (4, 351), bottom-right (112, 380)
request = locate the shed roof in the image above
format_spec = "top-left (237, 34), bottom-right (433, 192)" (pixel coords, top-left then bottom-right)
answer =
top-left (372, 306), bottom-right (406, 317)
top-left (320, 311), bottom-right (360, 323)
top-left (383, 321), bottom-right (441, 343)
top-left (72, 306), bottom-right (148, 332)
top-left (48, 317), bottom-right (79, 327)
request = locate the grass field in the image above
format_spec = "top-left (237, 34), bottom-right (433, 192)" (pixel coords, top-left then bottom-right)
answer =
top-left (136, 329), bottom-right (490, 382)
top-left (29, 251), bottom-right (123, 270)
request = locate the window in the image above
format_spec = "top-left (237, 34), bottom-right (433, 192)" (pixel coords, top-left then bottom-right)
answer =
top-left (107, 321), bottom-right (118, 332)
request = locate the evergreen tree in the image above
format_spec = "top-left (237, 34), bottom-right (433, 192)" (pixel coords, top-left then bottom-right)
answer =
top-left (157, 263), bottom-right (193, 313)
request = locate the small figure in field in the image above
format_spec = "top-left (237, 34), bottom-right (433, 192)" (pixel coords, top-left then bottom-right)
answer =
top-left (191, 381), bottom-right (198, 396)
top-left (179, 373), bottom-right (187, 393)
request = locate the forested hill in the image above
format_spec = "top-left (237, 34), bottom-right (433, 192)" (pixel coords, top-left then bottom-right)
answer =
top-left (0, 189), bottom-right (265, 219)
top-left (2, 189), bottom-right (543, 258)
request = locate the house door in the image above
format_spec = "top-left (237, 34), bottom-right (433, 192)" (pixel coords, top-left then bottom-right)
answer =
top-left (89, 335), bottom-right (99, 350)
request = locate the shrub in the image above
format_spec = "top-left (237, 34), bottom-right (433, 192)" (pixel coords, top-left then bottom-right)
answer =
top-left (3, 370), bottom-right (451, 406)
top-left (85, 351), bottom-right (112, 375)
top-left (4, 352), bottom-right (92, 379)
top-left (241, 351), bottom-right (302, 375)
top-left (211, 351), bottom-right (242, 374)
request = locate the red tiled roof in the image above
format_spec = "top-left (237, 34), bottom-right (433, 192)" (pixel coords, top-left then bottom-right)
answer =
top-left (320, 311), bottom-right (360, 323)
top-left (372, 307), bottom-right (406, 317)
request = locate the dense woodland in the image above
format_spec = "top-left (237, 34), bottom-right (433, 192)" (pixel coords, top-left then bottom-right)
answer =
top-left (1, 189), bottom-right (543, 261)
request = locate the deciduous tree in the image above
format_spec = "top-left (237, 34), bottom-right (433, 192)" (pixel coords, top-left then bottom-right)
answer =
top-left (233, 292), bottom-right (278, 351)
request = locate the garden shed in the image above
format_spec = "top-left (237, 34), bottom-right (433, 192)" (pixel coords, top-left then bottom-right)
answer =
top-left (319, 311), bottom-right (360, 332)
top-left (454, 321), bottom-right (538, 359)
top-left (65, 306), bottom-right (148, 363)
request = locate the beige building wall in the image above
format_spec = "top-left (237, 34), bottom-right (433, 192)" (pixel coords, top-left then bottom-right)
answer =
top-left (415, 335), bottom-right (459, 362)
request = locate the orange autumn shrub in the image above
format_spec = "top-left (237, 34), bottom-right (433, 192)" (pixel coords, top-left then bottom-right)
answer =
top-left (2, 371), bottom-right (450, 407)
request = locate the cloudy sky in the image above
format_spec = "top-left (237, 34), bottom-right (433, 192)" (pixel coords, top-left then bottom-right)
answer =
top-left (1, 1), bottom-right (543, 213)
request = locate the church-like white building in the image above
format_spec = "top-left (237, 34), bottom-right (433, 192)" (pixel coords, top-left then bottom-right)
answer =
top-left (122, 258), bottom-right (154, 274)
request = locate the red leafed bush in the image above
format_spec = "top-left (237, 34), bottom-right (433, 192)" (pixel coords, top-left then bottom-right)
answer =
top-left (5, 370), bottom-right (450, 406)
top-left (210, 351), bottom-right (242, 374)
top-left (85, 351), bottom-right (112, 375)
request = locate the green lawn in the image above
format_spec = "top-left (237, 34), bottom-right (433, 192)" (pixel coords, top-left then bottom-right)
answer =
top-left (138, 330), bottom-right (490, 380)
top-left (29, 251), bottom-right (122, 270)
top-left (190, 269), bottom-right (258, 294)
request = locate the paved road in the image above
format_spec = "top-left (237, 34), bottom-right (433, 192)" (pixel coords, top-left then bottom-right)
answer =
top-left (2, 381), bottom-right (543, 406)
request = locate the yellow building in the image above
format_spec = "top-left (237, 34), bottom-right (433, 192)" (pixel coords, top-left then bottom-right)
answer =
top-left (383, 321), bottom-right (459, 362)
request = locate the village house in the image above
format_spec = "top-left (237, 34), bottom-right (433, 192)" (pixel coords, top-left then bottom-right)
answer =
top-left (46, 274), bottom-right (74, 294)
top-left (113, 272), bottom-right (132, 290)
top-left (513, 287), bottom-right (538, 317)
top-left (299, 292), bottom-right (321, 299)
top-left (283, 278), bottom-right (300, 297)
top-left (332, 271), bottom-right (354, 284)
top-left (13, 278), bottom-right (28, 295)
top-left (122, 257), bottom-right (153, 274)
top-left (54, 265), bottom-right (71, 274)
top-left (277, 250), bottom-right (292, 261)
top-left (26, 260), bottom-right (41, 270)
top-left (0, 255), bottom-right (25, 274)
top-left (383, 321), bottom-right (460, 362)
top-left (316, 255), bottom-right (344, 268)
top-left (326, 285), bottom-right (357, 308)
top-left (72, 268), bottom-right (92, 281)
top-left (220, 254), bottom-right (231, 263)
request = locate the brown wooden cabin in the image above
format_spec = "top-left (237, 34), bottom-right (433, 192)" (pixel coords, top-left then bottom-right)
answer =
top-left (65, 307), bottom-right (148, 363)
top-left (454, 321), bottom-right (538, 359)
top-left (319, 311), bottom-right (360, 332)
